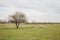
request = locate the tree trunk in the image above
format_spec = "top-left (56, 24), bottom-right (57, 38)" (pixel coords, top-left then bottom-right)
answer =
top-left (16, 23), bottom-right (20, 29)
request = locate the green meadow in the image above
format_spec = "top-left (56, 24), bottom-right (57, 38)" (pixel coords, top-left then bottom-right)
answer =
top-left (0, 24), bottom-right (60, 40)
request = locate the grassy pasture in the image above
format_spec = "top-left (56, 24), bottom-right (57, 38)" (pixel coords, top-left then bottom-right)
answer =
top-left (0, 24), bottom-right (60, 40)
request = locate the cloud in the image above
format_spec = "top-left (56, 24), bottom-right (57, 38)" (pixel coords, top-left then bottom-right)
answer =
top-left (0, 0), bottom-right (60, 22)
top-left (9, 0), bottom-right (60, 14)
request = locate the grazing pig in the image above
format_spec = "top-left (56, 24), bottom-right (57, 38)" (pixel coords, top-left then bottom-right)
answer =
top-left (40, 25), bottom-right (45, 28)
top-left (31, 25), bottom-right (35, 28)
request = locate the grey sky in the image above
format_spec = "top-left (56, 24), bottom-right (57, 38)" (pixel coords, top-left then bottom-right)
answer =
top-left (0, 0), bottom-right (60, 22)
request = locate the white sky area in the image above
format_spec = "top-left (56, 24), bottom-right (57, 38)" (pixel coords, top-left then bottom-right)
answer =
top-left (0, 0), bottom-right (60, 22)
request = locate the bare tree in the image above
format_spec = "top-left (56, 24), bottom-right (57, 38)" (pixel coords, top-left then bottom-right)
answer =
top-left (9, 11), bottom-right (27, 29)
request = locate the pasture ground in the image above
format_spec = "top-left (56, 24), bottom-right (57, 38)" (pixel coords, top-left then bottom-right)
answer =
top-left (0, 24), bottom-right (60, 40)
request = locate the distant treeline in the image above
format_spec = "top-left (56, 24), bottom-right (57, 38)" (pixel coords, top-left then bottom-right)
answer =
top-left (26, 22), bottom-right (60, 24)
top-left (0, 21), bottom-right (60, 24)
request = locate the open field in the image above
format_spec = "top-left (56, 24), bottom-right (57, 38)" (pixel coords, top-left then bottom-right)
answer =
top-left (0, 24), bottom-right (60, 40)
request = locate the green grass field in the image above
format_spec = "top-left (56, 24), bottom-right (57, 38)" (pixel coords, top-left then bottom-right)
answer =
top-left (0, 24), bottom-right (60, 40)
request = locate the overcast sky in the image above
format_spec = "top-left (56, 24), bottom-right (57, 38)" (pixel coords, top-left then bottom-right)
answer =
top-left (0, 0), bottom-right (60, 22)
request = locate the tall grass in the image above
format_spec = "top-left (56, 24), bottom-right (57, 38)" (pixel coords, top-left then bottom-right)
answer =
top-left (0, 24), bottom-right (60, 40)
